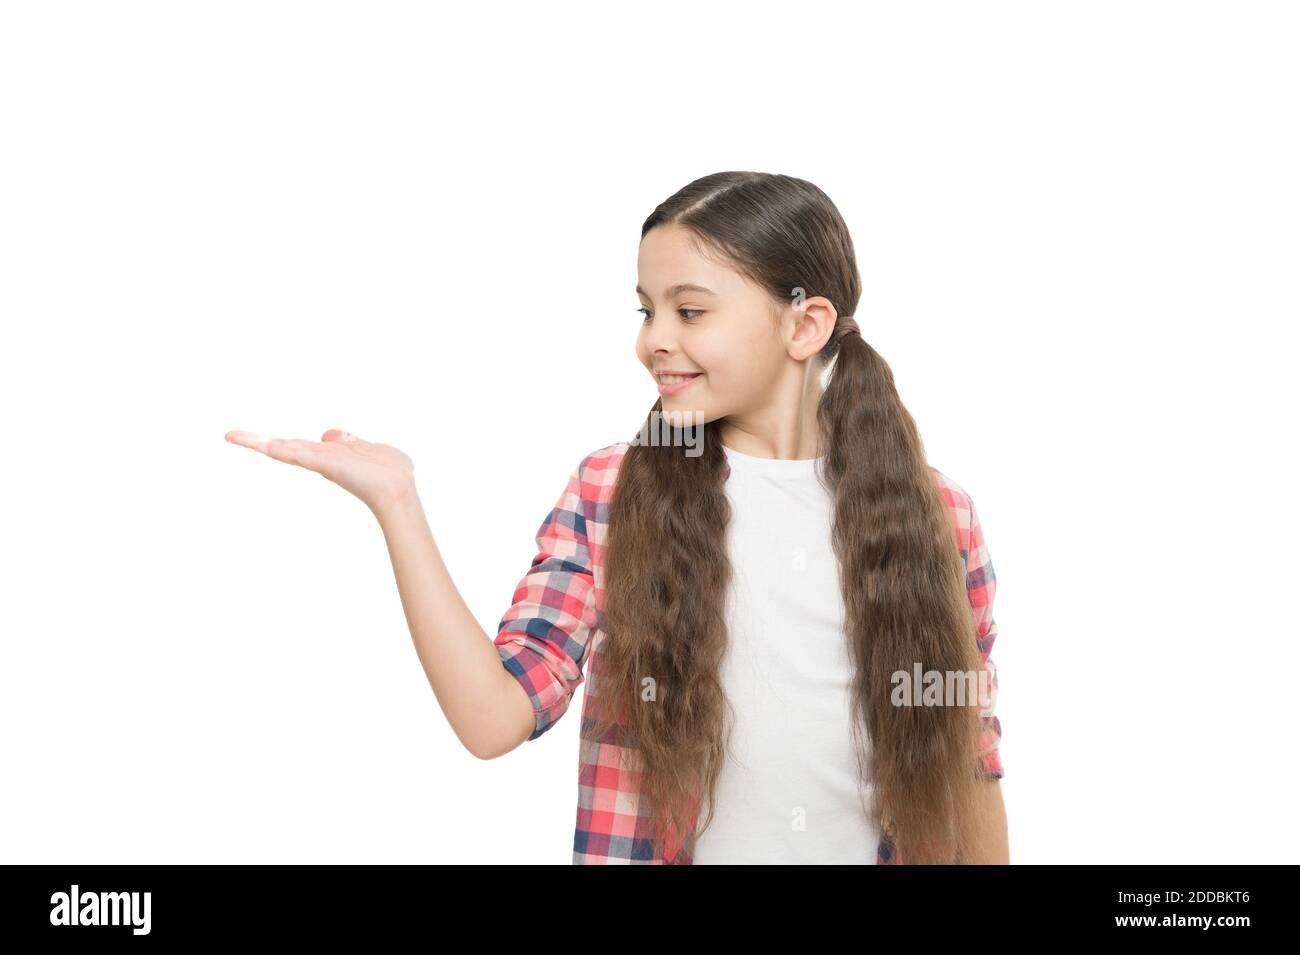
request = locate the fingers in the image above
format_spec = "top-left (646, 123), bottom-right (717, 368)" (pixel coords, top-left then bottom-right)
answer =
top-left (225, 430), bottom-right (275, 451)
top-left (225, 430), bottom-right (328, 472)
top-left (261, 437), bottom-right (328, 470)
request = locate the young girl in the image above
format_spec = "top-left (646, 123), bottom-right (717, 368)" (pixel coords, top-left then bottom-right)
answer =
top-left (226, 171), bottom-right (1007, 865)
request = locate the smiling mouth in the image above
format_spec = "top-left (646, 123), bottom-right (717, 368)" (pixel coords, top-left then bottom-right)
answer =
top-left (656, 372), bottom-right (703, 397)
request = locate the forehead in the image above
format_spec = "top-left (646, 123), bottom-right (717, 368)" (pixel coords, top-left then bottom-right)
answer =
top-left (636, 224), bottom-right (746, 299)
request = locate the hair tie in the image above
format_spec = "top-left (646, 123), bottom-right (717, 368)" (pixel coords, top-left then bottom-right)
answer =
top-left (832, 317), bottom-right (861, 344)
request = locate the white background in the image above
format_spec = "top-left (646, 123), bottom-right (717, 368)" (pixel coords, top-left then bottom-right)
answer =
top-left (2, 1), bottom-right (1296, 864)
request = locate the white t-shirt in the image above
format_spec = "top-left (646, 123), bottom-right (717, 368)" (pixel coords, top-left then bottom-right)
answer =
top-left (691, 442), bottom-right (880, 864)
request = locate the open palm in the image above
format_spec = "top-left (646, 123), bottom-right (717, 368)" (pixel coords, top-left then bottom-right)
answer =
top-left (225, 428), bottom-right (414, 514)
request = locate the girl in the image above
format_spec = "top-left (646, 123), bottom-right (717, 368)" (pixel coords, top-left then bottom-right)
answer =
top-left (226, 171), bottom-right (1008, 865)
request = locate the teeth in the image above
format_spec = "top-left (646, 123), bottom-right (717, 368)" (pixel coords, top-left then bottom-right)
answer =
top-left (659, 374), bottom-right (698, 384)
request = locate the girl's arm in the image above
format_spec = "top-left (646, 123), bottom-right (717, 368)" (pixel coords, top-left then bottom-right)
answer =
top-left (964, 490), bottom-right (1009, 863)
top-left (224, 429), bottom-right (535, 760)
top-left (967, 779), bottom-right (1010, 864)
top-left (375, 486), bottom-right (538, 759)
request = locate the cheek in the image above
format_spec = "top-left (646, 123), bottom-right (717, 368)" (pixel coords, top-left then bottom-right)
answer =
top-left (687, 330), bottom-right (730, 371)
top-left (692, 335), bottom-right (752, 383)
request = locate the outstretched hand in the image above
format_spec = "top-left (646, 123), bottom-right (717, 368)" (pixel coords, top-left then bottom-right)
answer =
top-left (225, 428), bottom-right (416, 516)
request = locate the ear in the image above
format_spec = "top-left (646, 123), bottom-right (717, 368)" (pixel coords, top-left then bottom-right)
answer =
top-left (786, 294), bottom-right (839, 361)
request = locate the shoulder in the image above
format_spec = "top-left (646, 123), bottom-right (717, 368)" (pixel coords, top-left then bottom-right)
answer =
top-left (573, 441), bottom-right (632, 506)
top-left (578, 440), bottom-right (631, 477)
top-left (928, 464), bottom-right (978, 544)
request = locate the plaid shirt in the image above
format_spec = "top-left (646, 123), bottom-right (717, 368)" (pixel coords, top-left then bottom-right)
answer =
top-left (494, 440), bottom-right (1003, 864)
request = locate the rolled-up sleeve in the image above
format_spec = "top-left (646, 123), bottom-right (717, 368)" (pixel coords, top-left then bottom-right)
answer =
top-left (965, 494), bottom-right (1004, 780)
top-left (494, 456), bottom-right (598, 741)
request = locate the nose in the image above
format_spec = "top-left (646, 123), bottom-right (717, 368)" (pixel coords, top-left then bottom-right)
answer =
top-left (642, 321), bottom-right (681, 357)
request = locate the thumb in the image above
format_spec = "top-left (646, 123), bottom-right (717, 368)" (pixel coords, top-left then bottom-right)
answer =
top-left (322, 429), bottom-right (361, 444)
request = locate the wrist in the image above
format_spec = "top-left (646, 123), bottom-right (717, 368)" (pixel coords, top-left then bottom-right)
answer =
top-left (372, 480), bottom-right (422, 529)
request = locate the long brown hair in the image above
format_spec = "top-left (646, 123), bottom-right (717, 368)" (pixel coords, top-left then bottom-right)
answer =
top-left (586, 171), bottom-right (987, 864)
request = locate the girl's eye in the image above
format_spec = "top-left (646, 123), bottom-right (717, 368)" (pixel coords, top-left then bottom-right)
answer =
top-left (636, 308), bottom-right (703, 323)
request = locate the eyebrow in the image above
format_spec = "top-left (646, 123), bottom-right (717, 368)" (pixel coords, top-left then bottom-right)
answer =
top-left (635, 283), bottom-right (717, 299)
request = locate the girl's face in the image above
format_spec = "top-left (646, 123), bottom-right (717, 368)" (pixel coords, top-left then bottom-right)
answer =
top-left (636, 223), bottom-right (803, 427)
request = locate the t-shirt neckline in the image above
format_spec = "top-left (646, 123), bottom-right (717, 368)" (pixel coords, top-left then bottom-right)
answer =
top-left (721, 442), bottom-right (825, 476)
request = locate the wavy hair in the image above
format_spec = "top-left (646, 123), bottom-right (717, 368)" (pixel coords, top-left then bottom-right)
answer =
top-left (585, 172), bottom-right (987, 864)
